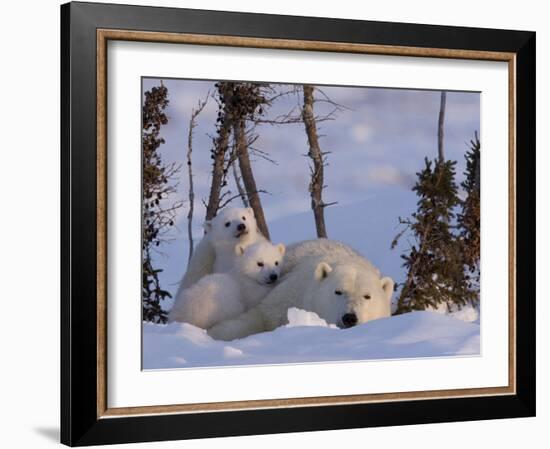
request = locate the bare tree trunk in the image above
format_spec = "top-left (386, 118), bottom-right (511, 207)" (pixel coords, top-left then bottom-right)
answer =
top-left (473, 131), bottom-right (480, 194)
top-left (437, 91), bottom-right (446, 163)
top-left (234, 119), bottom-right (270, 240)
top-left (302, 85), bottom-right (331, 238)
top-left (231, 159), bottom-right (249, 207)
top-left (186, 96), bottom-right (208, 261)
top-left (205, 112), bottom-right (231, 221)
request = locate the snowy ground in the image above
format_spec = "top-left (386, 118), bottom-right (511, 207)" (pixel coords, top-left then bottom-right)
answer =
top-left (142, 309), bottom-right (480, 369)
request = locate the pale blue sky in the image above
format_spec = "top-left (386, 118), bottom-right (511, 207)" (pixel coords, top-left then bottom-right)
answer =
top-left (142, 78), bottom-right (480, 309)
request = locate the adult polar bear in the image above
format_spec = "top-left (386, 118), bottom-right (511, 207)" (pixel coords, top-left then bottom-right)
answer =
top-left (208, 239), bottom-right (394, 341)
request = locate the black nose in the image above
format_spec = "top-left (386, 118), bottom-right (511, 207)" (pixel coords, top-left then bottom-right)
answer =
top-left (342, 313), bottom-right (358, 328)
top-left (269, 274), bottom-right (278, 282)
top-left (237, 223), bottom-right (246, 231)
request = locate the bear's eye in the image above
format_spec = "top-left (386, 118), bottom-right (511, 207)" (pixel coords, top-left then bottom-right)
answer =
top-left (242, 216), bottom-right (246, 221)
top-left (275, 261), bottom-right (279, 266)
top-left (225, 222), bottom-right (231, 227)
top-left (257, 262), bottom-right (264, 267)
top-left (364, 294), bottom-right (371, 300)
top-left (334, 290), bottom-right (343, 295)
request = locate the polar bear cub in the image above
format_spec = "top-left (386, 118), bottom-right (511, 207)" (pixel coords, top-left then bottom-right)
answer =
top-left (168, 241), bottom-right (285, 329)
top-left (176, 207), bottom-right (267, 295)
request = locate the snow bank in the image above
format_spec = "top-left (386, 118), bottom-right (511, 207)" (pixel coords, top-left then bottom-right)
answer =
top-left (143, 310), bottom-right (480, 369)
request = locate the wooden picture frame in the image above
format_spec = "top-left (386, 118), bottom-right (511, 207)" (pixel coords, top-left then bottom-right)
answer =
top-left (61, 1), bottom-right (535, 446)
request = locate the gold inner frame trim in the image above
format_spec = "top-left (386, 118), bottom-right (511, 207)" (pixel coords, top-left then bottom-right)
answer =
top-left (96, 28), bottom-right (517, 419)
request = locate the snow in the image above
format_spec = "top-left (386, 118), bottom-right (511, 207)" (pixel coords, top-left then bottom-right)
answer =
top-left (426, 302), bottom-right (480, 324)
top-left (143, 310), bottom-right (480, 369)
top-left (285, 307), bottom-right (338, 328)
top-left (450, 307), bottom-right (480, 323)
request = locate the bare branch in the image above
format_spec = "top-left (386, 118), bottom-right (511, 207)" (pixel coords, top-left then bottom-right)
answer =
top-left (249, 146), bottom-right (279, 165)
top-left (314, 88), bottom-right (354, 112)
top-left (186, 92), bottom-right (209, 262)
top-left (231, 160), bottom-right (249, 207)
top-left (217, 192), bottom-right (246, 210)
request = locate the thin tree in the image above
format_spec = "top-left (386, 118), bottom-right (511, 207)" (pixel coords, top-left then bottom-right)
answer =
top-left (458, 132), bottom-right (481, 296)
top-left (234, 118), bottom-right (270, 239)
top-left (142, 82), bottom-right (183, 323)
top-left (254, 84), bottom-right (345, 238)
top-left (185, 94), bottom-right (209, 262)
top-left (392, 158), bottom-right (475, 313)
top-left (203, 82), bottom-right (344, 238)
top-left (204, 82), bottom-right (272, 236)
top-left (211, 81), bottom-right (272, 238)
top-left (302, 85), bottom-right (337, 238)
top-left (438, 91), bottom-right (447, 162)
top-left (204, 83), bottom-right (234, 221)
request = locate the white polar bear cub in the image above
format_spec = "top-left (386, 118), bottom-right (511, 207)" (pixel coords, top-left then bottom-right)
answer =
top-left (168, 241), bottom-right (285, 329)
top-left (176, 207), bottom-right (267, 296)
top-left (208, 239), bottom-right (394, 341)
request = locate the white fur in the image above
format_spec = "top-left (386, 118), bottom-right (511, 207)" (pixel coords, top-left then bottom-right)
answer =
top-left (168, 241), bottom-right (285, 328)
top-left (176, 207), bottom-right (267, 298)
top-left (208, 239), bottom-right (394, 341)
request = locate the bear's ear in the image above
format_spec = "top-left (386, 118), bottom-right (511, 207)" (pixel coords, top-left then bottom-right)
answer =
top-left (277, 243), bottom-right (286, 256)
top-left (380, 276), bottom-right (395, 301)
top-left (203, 220), bottom-right (212, 233)
top-left (234, 245), bottom-right (245, 256)
top-left (246, 207), bottom-right (255, 217)
top-left (314, 262), bottom-right (332, 281)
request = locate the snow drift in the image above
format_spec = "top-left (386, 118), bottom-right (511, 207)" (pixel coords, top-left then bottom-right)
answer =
top-left (142, 309), bottom-right (480, 369)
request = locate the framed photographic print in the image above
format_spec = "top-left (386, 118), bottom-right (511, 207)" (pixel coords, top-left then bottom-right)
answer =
top-left (60, 1), bottom-right (536, 446)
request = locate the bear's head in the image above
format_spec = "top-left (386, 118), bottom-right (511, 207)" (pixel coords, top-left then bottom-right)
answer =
top-left (204, 207), bottom-right (258, 245)
top-left (235, 241), bottom-right (285, 285)
top-left (308, 262), bottom-right (393, 328)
